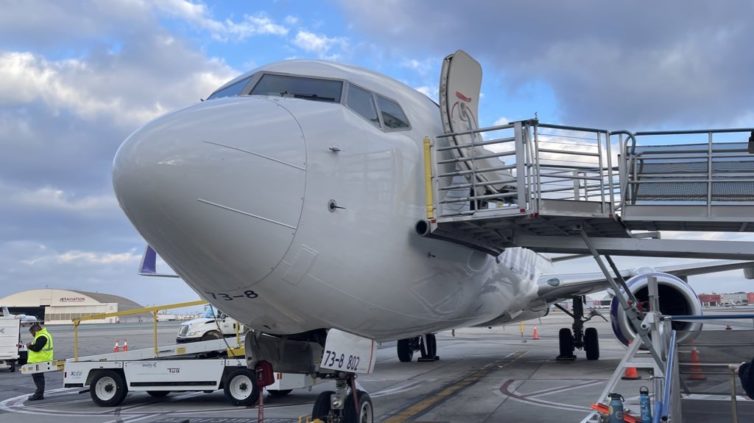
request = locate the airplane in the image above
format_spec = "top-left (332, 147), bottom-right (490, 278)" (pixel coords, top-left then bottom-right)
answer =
top-left (1, 306), bottom-right (38, 325)
top-left (112, 50), bottom-right (754, 422)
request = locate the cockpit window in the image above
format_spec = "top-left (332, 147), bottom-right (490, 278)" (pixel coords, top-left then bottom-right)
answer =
top-left (207, 76), bottom-right (252, 100)
top-left (251, 74), bottom-right (343, 103)
top-left (376, 95), bottom-right (410, 129)
top-left (346, 84), bottom-right (380, 127)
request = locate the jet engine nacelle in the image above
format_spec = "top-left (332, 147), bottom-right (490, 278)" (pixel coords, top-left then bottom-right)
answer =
top-left (610, 272), bottom-right (702, 346)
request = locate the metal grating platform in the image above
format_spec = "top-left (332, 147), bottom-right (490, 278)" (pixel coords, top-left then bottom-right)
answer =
top-left (420, 121), bottom-right (754, 258)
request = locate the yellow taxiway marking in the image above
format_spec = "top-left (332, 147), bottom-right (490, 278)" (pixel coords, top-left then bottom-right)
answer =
top-left (384, 350), bottom-right (527, 423)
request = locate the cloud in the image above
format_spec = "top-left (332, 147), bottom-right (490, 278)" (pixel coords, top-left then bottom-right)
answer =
top-left (401, 58), bottom-right (434, 76)
top-left (415, 85), bottom-right (436, 99)
top-left (493, 116), bottom-right (509, 126)
top-left (24, 249), bottom-right (140, 266)
top-left (339, 0), bottom-right (754, 128)
top-left (292, 30), bottom-right (349, 57)
top-left (0, 2), bottom-right (238, 193)
top-left (154, 0), bottom-right (289, 40)
top-left (0, 53), bottom-right (157, 127)
top-left (5, 184), bottom-right (118, 215)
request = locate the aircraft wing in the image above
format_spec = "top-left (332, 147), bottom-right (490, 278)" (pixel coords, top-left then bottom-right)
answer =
top-left (536, 260), bottom-right (754, 304)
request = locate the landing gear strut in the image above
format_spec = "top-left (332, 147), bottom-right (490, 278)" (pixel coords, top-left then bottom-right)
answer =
top-left (397, 333), bottom-right (438, 362)
top-left (311, 372), bottom-right (373, 423)
top-left (555, 296), bottom-right (604, 361)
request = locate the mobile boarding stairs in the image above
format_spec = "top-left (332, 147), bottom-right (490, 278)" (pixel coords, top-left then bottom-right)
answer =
top-left (420, 120), bottom-right (754, 422)
top-left (419, 120), bottom-right (754, 261)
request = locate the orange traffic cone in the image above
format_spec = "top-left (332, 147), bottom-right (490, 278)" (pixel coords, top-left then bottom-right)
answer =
top-left (689, 347), bottom-right (706, 380)
top-left (622, 366), bottom-right (640, 380)
top-left (532, 327), bottom-right (540, 340)
top-left (113, 341), bottom-right (120, 353)
top-left (123, 340), bottom-right (128, 352)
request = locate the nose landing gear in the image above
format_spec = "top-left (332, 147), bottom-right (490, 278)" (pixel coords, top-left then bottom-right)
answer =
top-left (311, 372), bottom-right (373, 423)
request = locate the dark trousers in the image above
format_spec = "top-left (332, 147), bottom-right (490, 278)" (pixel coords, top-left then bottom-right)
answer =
top-left (31, 372), bottom-right (45, 397)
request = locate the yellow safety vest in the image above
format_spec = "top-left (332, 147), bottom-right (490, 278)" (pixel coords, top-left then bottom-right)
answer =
top-left (27, 328), bottom-right (54, 364)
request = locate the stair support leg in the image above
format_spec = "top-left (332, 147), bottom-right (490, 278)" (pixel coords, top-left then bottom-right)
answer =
top-left (579, 230), bottom-right (665, 369)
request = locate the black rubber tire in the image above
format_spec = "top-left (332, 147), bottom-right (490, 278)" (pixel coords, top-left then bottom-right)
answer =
top-left (311, 390), bottom-right (334, 420)
top-left (419, 334), bottom-right (437, 359)
top-left (9, 361), bottom-right (15, 372)
top-left (268, 389), bottom-right (293, 397)
top-left (147, 390), bottom-right (170, 398)
top-left (223, 368), bottom-right (259, 406)
top-left (90, 370), bottom-right (128, 407)
top-left (344, 390), bottom-right (374, 423)
top-left (397, 338), bottom-right (414, 362)
top-left (202, 331), bottom-right (222, 341)
top-left (558, 328), bottom-right (575, 358)
top-left (584, 327), bottom-right (600, 360)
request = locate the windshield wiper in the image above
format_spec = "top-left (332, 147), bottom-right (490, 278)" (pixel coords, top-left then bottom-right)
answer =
top-left (293, 93), bottom-right (336, 102)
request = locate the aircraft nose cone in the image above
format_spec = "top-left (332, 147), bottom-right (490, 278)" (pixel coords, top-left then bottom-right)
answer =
top-left (113, 98), bottom-right (306, 292)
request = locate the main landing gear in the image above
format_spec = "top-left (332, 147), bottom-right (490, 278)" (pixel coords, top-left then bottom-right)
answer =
top-left (555, 296), bottom-right (605, 361)
top-left (397, 333), bottom-right (438, 362)
top-left (311, 372), bottom-right (373, 423)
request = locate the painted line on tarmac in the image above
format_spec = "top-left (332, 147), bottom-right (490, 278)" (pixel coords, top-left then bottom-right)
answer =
top-left (382, 350), bottom-right (527, 422)
top-left (499, 379), bottom-right (600, 412)
top-left (521, 379), bottom-right (605, 399)
top-left (0, 388), bottom-right (309, 419)
top-left (371, 380), bottom-right (424, 398)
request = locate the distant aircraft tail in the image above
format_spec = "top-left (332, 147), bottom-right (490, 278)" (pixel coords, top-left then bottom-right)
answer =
top-left (2, 306), bottom-right (8, 316)
top-left (139, 245), bottom-right (180, 278)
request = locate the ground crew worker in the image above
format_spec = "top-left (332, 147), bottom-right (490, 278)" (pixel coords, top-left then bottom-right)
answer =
top-left (26, 323), bottom-right (53, 401)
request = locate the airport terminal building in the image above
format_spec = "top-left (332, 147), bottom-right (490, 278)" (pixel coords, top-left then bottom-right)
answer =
top-left (0, 288), bottom-right (144, 324)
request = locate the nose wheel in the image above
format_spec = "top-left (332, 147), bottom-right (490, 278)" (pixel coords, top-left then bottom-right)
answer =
top-left (311, 373), bottom-right (373, 423)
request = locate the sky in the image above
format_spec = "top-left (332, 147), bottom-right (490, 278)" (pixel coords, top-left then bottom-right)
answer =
top-left (2, 0), bottom-right (754, 306)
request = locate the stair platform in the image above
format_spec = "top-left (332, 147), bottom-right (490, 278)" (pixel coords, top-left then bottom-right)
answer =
top-left (421, 121), bottom-right (754, 258)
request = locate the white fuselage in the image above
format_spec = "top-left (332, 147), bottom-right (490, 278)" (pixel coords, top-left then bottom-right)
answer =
top-left (113, 61), bottom-right (549, 341)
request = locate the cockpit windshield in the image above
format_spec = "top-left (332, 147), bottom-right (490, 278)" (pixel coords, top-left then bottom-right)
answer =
top-left (251, 74), bottom-right (343, 103)
top-left (207, 76), bottom-right (252, 100)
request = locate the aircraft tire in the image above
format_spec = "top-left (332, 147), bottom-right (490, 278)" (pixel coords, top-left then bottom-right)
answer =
top-left (558, 328), bottom-right (575, 359)
top-left (343, 390), bottom-right (373, 423)
top-left (584, 327), bottom-right (599, 360)
top-left (311, 390), bottom-right (334, 420)
top-left (397, 339), bottom-right (414, 362)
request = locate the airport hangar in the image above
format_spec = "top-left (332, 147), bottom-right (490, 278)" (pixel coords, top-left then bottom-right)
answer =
top-left (0, 288), bottom-right (144, 324)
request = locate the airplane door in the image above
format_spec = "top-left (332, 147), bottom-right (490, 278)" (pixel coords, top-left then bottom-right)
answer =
top-left (439, 50), bottom-right (514, 194)
top-left (440, 50), bottom-right (482, 138)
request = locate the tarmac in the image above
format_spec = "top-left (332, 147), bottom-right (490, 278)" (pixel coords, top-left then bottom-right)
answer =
top-left (0, 311), bottom-right (752, 422)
